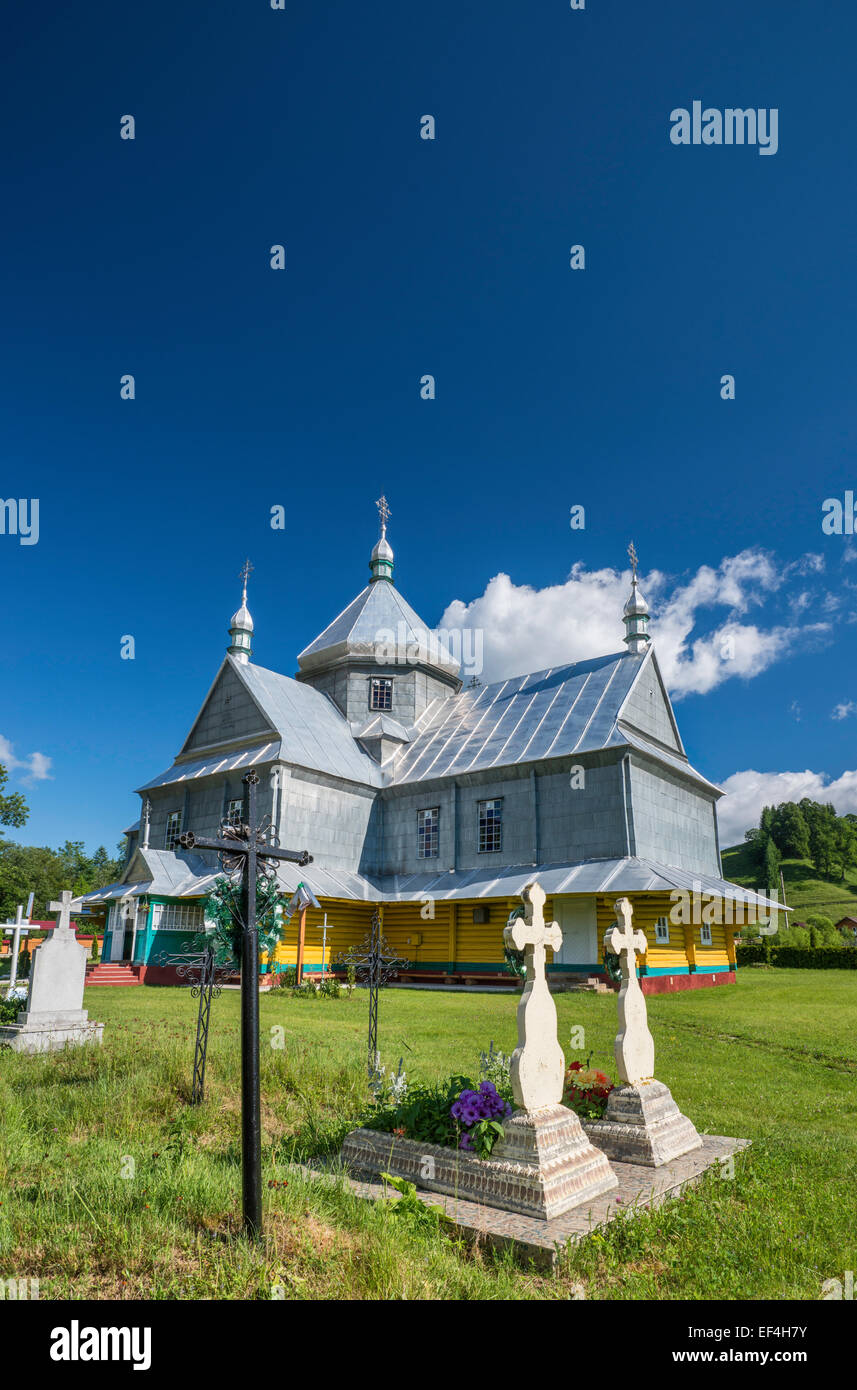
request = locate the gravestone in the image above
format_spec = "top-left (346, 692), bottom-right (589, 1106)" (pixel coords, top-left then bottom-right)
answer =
top-left (585, 897), bottom-right (702, 1166)
top-left (0, 891), bottom-right (104, 1054)
top-left (342, 881), bottom-right (618, 1219)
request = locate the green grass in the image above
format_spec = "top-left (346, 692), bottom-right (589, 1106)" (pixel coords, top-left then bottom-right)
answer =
top-left (1, 973), bottom-right (855, 1299)
top-left (722, 842), bottom-right (857, 920)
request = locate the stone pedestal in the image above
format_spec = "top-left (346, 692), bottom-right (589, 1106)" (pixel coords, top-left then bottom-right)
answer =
top-left (342, 1103), bottom-right (617, 1221)
top-left (0, 1008), bottom-right (104, 1054)
top-left (0, 891), bottom-right (103, 1055)
top-left (584, 1079), bottom-right (702, 1167)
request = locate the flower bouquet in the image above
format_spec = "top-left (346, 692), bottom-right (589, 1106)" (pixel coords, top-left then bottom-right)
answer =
top-left (562, 1059), bottom-right (614, 1120)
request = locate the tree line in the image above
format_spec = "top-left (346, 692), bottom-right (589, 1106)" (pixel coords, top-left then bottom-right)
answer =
top-left (745, 798), bottom-right (857, 890)
top-left (0, 762), bottom-right (124, 922)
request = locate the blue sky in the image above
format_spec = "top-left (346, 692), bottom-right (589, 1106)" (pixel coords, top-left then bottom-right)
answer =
top-left (3, 0), bottom-right (857, 854)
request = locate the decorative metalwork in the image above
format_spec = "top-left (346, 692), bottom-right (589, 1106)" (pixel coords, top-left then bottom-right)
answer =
top-left (156, 945), bottom-right (232, 1104)
top-left (176, 769), bottom-right (313, 1240)
top-left (335, 909), bottom-right (409, 1077)
top-left (628, 539), bottom-right (638, 579)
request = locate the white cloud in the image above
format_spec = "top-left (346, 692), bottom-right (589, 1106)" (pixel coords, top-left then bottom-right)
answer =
top-left (716, 767), bottom-right (857, 847)
top-left (0, 735), bottom-right (53, 784)
top-left (439, 548), bottom-right (831, 697)
top-left (832, 701), bottom-right (857, 721)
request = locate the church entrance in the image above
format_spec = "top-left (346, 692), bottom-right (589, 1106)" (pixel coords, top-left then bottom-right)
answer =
top-left (553, 897), bottom-right (598, 970)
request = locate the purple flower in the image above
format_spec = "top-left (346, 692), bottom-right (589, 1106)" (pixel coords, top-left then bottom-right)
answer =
top-left (459, 1133), bottom-right (475, 1151)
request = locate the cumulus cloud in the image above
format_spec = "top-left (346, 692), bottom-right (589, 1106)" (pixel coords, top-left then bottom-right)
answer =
top-left (716, 767), bottom-right (857, 847)
top-left (439, 548), bottom-right (831, 697)
top-left (0, 735), bottom-right (53, 784)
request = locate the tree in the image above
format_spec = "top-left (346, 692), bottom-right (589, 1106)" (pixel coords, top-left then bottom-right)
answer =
top-left (763, 835), bottom-right (782, 894)
top-left (0, 764), bottom-right (28, 836)
top-left (770, 802), bottom-right (810, 859)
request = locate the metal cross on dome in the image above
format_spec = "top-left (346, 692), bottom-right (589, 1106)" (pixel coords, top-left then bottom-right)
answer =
top-left (375, 494), bottom-right (391, 537)
top-left (628, 540), bottom-right (639, 581)
top-left (178, 769), bottom-right (313, 1239)
top-left (239, 557), bottom-right (254, 599)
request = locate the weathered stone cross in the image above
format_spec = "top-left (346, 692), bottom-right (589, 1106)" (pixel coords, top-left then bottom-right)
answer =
top-left (504, 883), bottom-right (565, 1111)
top-left (605, 897), bottom-right (655, 1085)
top-left (48, 890), bottom-right (75, 935)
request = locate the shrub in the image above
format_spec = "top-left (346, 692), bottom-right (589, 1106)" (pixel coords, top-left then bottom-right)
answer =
top-left (736, 944), bottom-right (857, 969)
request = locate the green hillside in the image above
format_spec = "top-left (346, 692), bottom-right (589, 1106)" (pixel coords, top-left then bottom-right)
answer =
top-left (721, 843), bottom-right (857, 922)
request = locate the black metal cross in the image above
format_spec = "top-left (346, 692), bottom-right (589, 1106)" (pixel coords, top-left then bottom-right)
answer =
top-left (179, 769), bottom-right (312, 1239)
top-left (336, 908), bottom-right (409, 1078)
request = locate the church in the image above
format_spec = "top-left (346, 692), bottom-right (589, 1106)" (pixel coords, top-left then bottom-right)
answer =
top-left (76, 502), bottom-right (775, 993)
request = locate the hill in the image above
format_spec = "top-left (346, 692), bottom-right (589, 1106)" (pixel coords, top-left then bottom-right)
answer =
top-left (721, 843), bottom-right (857, 923)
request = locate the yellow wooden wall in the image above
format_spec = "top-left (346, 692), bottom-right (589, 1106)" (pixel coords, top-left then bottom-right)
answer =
top-left (595, 894), bottom-right (731, 972)
top-left (267, 892), bottom-right (734, 974)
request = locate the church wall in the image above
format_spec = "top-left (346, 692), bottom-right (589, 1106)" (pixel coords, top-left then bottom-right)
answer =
top-left (302, 663), bottom-right (456, 726)
top-left (619, 662), bottom-right (682, 751)
top-left (536, 759), bottom-right (629, 863)
top-left (183, 663), bottom-right (274, 751)
top-left (278, 767), bottom-right (377, 872)
top-left (627, 758), bottom-right (721, 876)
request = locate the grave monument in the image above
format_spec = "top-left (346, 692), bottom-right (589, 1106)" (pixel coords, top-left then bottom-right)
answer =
top-left (0, 891), bottom-right (104, 1054)
top-left (341, 881), bottom-right (618, 1219)
top-left (584, 897), bottom-right (702, 1165)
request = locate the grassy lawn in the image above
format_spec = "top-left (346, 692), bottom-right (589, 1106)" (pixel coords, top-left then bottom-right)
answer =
top-left (1, 970), bottom-right (855, 1300)
top-left (722, 841), bottom-right (857, 921)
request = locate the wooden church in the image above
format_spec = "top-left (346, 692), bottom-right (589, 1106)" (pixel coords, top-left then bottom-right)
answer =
top-left (76, 503), bottom-right (775, 993)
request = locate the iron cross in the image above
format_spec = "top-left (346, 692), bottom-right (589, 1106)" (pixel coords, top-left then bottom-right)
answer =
top-left (179, 769), bottom-right (312, 1239)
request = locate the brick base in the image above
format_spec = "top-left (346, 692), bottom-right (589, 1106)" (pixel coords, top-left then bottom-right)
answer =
top-left (341, 1104), bottom-right (618, 1220)
top-left (584, 1080), bottom-right (703, 1167)
top-left (641, 970), bottom-right (735, 995)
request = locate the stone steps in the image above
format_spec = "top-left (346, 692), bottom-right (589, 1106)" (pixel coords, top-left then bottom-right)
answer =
top-left (84, 963), bottom-right (142, 986)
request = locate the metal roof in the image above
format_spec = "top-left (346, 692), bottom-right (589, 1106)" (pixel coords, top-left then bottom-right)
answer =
top-left (392, 652), bottom-right (647, 783)
top-left (74, 850), bottom-right (782, 914)
top-left (137, 741), bottom-right (280, 793)
top-left (297, 581), bottom-right (459, 676)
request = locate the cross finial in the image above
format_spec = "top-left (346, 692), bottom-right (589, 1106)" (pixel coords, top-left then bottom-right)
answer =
top-left (628, 540), bottom-right (638, 581)
top-left (239, 558), bottom-right (254, 603)
top-left (505, 882), bottom-right (562, 968)
top-left (48, 889), bottom-right (75, 935)
top-left (376, 495), bottom-right (391, 538)
top-left (605, 897), bottom-right (648, 976)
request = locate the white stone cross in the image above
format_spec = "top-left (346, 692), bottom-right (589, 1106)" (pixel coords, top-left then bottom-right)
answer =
top-left (4, 904), bottom-right (30, 989)
top-left (48, 891), bottom-right (76, 935)
top-left (504, 883), bottom-right (565, 1111)
top-left (606, 897), bottom-right (655, 1085)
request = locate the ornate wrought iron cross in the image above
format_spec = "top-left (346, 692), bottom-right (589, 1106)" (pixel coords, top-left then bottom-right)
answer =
top-left (156, 944), bottom-right (232, 1104)
top-left (336, 908), bottom-right (409, 1077)
top-left (178, 769), bottom-right (312, 1239)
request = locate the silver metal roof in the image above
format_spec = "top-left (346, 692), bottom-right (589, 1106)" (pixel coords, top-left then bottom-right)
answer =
top-left (297, 581), bottom-right (459, 676)
top-left (74, 850), bottom-right (783, 914)
top-left (137, 741), bottom-right (280, 793)
top-left (392, 652), bottom-right (647, 784)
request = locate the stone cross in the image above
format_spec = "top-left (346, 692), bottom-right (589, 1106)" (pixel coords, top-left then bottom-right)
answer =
top-left (504, 882), bottom-right (565, 1111)
top-left (48, 891), bottom-right (76, 935)
top-left (5, 904), bottom-right (29, 989)
top-left (605, 897), bottom-right (655, 1085)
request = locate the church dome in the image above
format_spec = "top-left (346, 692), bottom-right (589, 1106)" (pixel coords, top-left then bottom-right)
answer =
top-left (371, 535), bottom-right (394, 566)
top-left (624, 580), bottom-right (649, 617)
top-left (230, 601), bottom-right (254, 633)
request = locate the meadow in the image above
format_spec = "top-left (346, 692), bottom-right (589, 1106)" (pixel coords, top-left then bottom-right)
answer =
top-left (0, 969), bottom-right (854, 1300)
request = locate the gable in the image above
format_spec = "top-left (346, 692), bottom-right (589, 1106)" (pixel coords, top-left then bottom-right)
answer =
top-left (181, 661), bottom-right (277, 755)
top-left (616, 651), bottom-right (684, 756)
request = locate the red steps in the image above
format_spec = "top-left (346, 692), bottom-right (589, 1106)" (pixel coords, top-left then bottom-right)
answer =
top-left (84, 962), bottom-right (142, 986)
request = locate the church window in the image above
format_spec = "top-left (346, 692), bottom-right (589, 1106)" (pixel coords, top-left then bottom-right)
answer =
top-left (478, 798), bottom-right (503, 853)
top-left (700, 922), bottom-right (713, 946)
top-left (370, 678), bottom-right (393, 710)
top-left (165, 810), bottom-right (182, 851)
top-left (152, 903), bottom-right (204, 933)
top-left (226, 798), bottom-right (243, 826)
top-left (417, 807), bottom-right (439, 859)
top-left (655, 917), bottom-right (670, 944)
